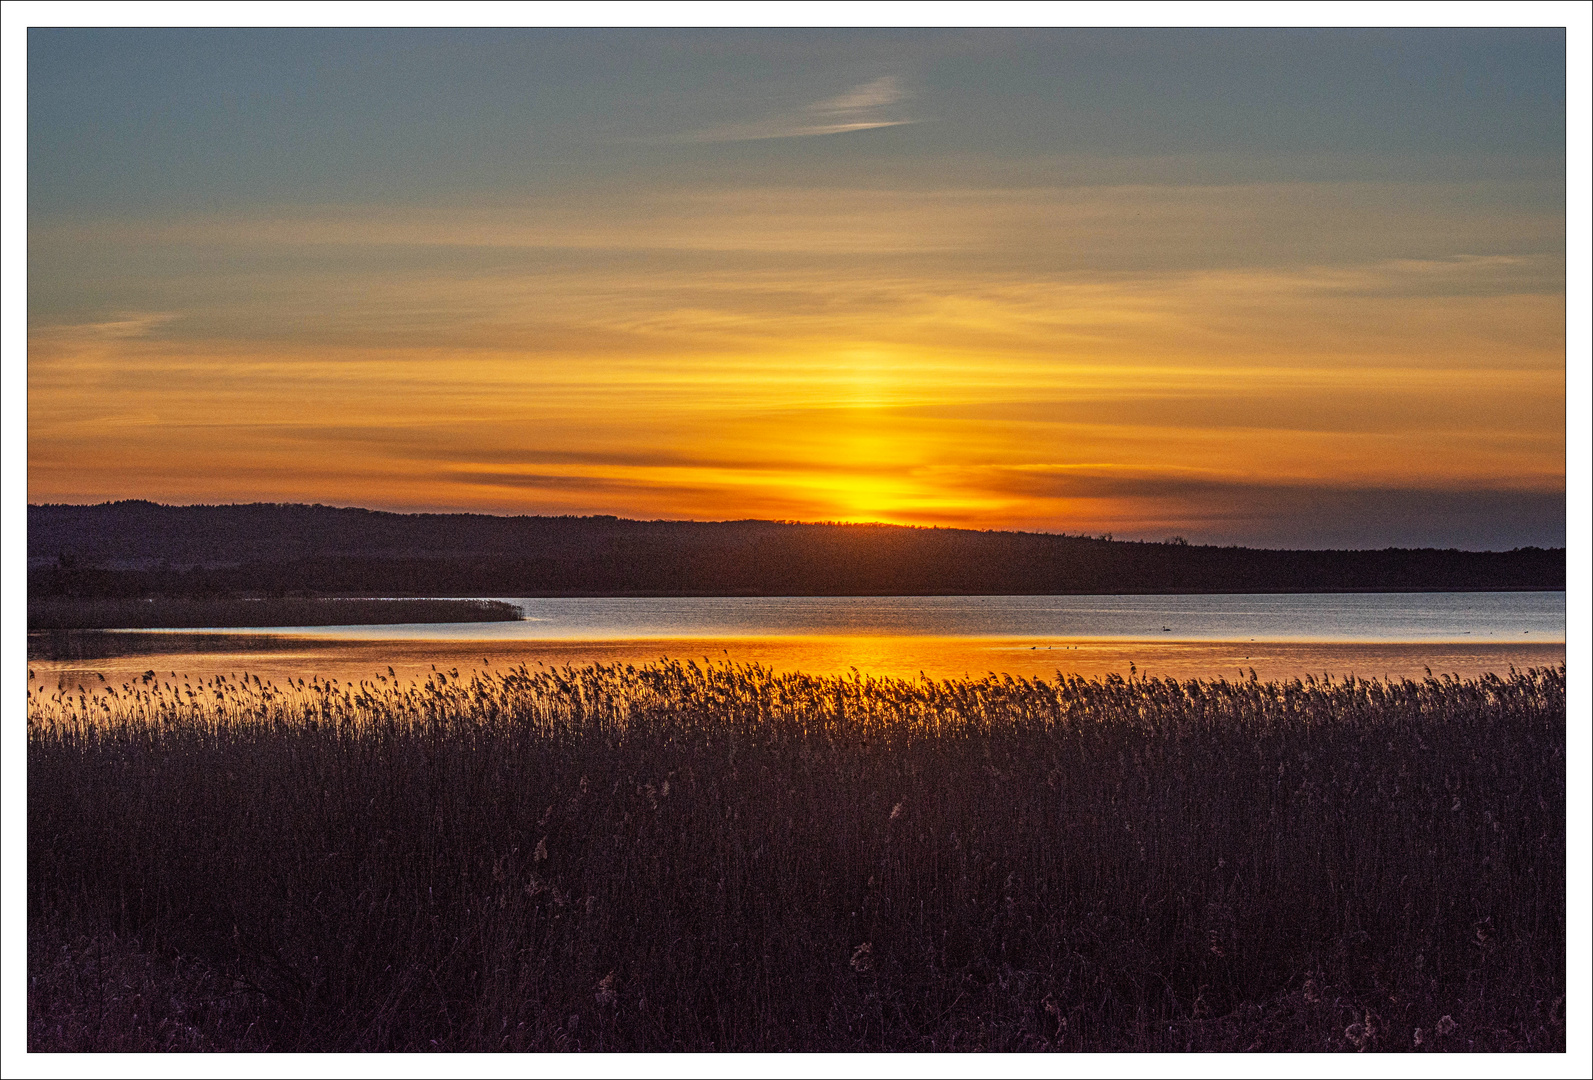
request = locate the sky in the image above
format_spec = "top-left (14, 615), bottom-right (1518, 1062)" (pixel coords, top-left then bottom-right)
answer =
top-left (23, 26), bottom-right (1571, 549)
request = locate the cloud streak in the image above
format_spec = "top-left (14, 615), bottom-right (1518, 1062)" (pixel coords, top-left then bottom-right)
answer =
top-left (26, 175), bottom-right (1563, 547)
top-left (670, 75), bottom-right (918, 143)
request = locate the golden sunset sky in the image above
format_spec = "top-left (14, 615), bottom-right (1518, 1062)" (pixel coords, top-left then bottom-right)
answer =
top-left (25, 28), bottom-right (1568, 547)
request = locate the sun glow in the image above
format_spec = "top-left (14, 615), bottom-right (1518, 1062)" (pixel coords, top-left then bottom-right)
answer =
top-left (27, 178), bottom-right (1564, 544)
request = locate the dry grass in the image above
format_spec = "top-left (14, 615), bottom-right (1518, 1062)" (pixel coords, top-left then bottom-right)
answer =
top-left (28, 661), bottom-right (1566, 1051)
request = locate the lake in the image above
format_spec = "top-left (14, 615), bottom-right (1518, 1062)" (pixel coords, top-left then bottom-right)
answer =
top-left (29, 592), bottom-right (1566, 689)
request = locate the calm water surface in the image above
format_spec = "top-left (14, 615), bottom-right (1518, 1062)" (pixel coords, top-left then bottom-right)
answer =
top-left (31, 593), bottom-right (1565, 687)
top-left (297, 592), bottom-right (1566, 644)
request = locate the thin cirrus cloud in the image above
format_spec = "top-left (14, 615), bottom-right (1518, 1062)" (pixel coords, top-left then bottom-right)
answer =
top-left (669, 76), bottom-right (918, 143)
top-left (23, 112), bottom-right (1563, 547)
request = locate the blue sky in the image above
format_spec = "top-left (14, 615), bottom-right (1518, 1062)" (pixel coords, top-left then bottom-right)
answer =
top-left (29, 28), bottom-right (1565, 212)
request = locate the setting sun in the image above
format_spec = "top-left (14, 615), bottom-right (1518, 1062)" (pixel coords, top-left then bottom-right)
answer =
top-left (16, 20), bottom-right (1576, 1058)
top-left (24, 28), bottom-right (1566, 548)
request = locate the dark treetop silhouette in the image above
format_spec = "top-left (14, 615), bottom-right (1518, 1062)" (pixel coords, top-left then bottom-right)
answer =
top-left (29, 501), bottom-right (1564, 601)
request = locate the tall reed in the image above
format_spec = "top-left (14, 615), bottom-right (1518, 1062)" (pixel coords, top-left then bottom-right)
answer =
top-left (28, 661), bottom-right (1565, 1051)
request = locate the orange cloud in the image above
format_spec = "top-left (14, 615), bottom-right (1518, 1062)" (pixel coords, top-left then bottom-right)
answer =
top-left (27, 180), bottom-right (1565, 544)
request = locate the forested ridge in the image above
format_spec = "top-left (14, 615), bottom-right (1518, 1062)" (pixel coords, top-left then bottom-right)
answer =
top-left (29, 501), bottom-right (1564, 598)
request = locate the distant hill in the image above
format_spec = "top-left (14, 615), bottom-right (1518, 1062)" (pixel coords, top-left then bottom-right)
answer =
top-left (28, 501), bottom-right (1565, 598)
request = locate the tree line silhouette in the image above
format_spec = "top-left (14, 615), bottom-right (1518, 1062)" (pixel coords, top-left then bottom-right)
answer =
top-left (29, 501), bottom-right (1564, 599)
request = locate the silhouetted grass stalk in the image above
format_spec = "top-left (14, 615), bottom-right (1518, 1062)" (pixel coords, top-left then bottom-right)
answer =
top-left (28, 661), bottom-right (1565, 1051)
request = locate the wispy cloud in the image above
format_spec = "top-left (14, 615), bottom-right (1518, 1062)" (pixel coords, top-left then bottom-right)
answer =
top-left (670, 75), bottom-right (917, 143)
top-left (31, 313), bottom-right (177, 340)
top-left (27, 174), bottom-right (1563, 541)
top-left (812, 75), bottom-right (907, 117)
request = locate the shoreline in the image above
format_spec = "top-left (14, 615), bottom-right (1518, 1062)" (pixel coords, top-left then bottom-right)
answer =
top-left (26, 596), bottom-right (521, 631)
top-left (28, 631), bottom-right (1567, 689)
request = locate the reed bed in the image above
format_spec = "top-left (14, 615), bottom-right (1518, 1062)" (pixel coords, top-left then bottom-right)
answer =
top-left (28, 660), bottom-right (1565, 1051)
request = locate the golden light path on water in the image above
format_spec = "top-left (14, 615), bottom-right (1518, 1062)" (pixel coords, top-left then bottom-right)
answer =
top-left (28, 635), bottom-right (1567, 694)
